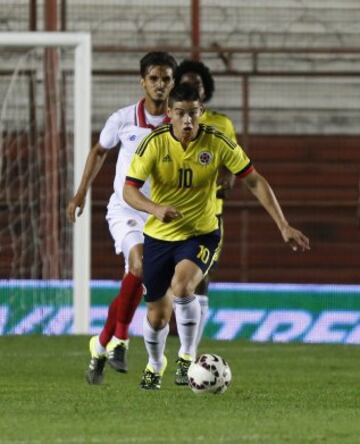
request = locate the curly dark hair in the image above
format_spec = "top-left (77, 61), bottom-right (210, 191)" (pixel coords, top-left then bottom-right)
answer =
top-left (174, 59), bottom-right (215, 103)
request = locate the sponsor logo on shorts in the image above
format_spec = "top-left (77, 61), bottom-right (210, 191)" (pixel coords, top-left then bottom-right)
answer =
top-left (126, 219), bottom-right (137, 227)
top-left (198, 151), bottom-right (213, 165)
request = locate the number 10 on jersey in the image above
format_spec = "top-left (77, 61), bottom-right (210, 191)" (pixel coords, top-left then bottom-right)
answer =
top-left (178, 168), bottom-right (193, 188)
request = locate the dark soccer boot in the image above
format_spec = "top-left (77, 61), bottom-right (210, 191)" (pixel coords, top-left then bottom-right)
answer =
top-left (139, 356), bottom-right (167, 390)
top-left (85, 336), bottom-right (107, 385)
top-left (107, 342), bottom-right (128, 373)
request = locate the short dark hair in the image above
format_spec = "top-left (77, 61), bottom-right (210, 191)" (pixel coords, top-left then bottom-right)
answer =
top-left (139, 52), bottom-right (177, 78)
top-left (174, 59), bottom-right (215, 102)
top-left (168, 83), bottom-right (200, 107)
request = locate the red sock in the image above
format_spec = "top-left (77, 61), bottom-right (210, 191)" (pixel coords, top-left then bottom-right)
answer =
top-left (99, 297), bottom-right (118, 347)
top-left (114, 273), bottom-right (144, 339)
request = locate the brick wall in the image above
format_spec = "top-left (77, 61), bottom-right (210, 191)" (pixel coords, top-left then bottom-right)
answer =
top-left (91, 134), bottom-right (360, 284)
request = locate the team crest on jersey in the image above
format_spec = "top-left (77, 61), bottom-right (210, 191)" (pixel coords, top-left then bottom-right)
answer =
top-left (129, 134), bottom-right (136, 141)
top-left (198, 151), bottom-right (213, 165)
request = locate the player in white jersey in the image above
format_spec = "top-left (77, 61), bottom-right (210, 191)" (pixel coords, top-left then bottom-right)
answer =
top-left (66, 52), bottom-right (177, 384)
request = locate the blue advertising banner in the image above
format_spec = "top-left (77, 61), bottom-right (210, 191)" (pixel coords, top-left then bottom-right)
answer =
top-left (1, 280), bottom-right (360, 344)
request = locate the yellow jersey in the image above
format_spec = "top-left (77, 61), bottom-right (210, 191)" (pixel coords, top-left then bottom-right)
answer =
top-left (126, 123), bottom-right (252, 241)
top-left (200, 109), bottom-right (237, 215)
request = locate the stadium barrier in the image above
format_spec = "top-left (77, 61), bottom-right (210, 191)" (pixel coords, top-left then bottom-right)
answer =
top-left (1, 280), bottom-right (359, 344)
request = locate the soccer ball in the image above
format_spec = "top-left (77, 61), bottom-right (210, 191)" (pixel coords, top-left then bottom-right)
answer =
top-left (188, 353), bottom-right (232, 394)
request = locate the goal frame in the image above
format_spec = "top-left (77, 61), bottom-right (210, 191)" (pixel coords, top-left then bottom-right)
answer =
top-left (0, 32), bottom-right (92, 334)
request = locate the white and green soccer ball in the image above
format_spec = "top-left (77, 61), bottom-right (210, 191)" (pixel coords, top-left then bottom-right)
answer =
top-left (188, 353), bottom-right (232, 394)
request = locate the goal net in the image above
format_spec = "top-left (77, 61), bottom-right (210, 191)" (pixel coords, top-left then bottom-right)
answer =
top-left (0, 33), bottom-right (91, 335)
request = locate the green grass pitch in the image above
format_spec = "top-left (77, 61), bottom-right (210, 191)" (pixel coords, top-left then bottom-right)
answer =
top-left (0, 335), bottom-right (359, 444)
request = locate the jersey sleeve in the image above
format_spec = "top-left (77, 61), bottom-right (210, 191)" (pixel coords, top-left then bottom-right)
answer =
top-left (220, 138), bottom-right (253, 178)
top-left (125, 134), bottom-right (156, 188)
top-left (223, 117), bottom-right (237, 144)
top-left (99, 110), bottom-right (124, 149)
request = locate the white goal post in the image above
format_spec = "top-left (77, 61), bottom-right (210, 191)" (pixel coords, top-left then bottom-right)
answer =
top-left (0, 32), bottom-right (92, 334)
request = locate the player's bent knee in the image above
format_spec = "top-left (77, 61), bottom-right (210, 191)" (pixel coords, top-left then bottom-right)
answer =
top-left (128, 262), bottom-right (143, 278)
top-left (147, 309), bottom-right (169, 330)
top-left (147, 296), bottom-right (172, 328)
top-left (149, 318), bottom-right (168, 330)
top-left (171, 279), bottom-right (195, 298)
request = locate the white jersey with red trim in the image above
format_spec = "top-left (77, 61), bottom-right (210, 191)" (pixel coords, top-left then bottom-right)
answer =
top-left (99, 99), bottom-right (168, 214)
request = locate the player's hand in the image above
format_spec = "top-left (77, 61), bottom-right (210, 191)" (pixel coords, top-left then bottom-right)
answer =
top-left (66, 194), bottom-right (85, 223)
top-left (280, 224), bottom-right (310, 252)
top-left (154, 205), bottom-right (182, 223)
top-left (216, 168), bottom-right (235, 199)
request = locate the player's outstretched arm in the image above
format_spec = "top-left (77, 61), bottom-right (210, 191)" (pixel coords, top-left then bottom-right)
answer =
top-left (66, 143), bottom-right (108, 223)
top-left (242, 169), bottom-right (310, 252)
top-left (123, 184), bottom-right (181, 223)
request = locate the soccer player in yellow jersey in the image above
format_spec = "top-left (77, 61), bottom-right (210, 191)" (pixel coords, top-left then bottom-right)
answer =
top-left (173, 60), bottom-right (237, 364)
top-left (123, 83), bottom-right (310, 390)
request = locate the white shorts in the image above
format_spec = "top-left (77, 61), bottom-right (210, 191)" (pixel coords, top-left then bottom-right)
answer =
top-left (106, 204), bottom-right (148, 272)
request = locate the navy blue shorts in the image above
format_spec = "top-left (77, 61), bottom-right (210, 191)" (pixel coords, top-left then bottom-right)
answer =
top-left (142, 230), bottom-right (221, 302)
